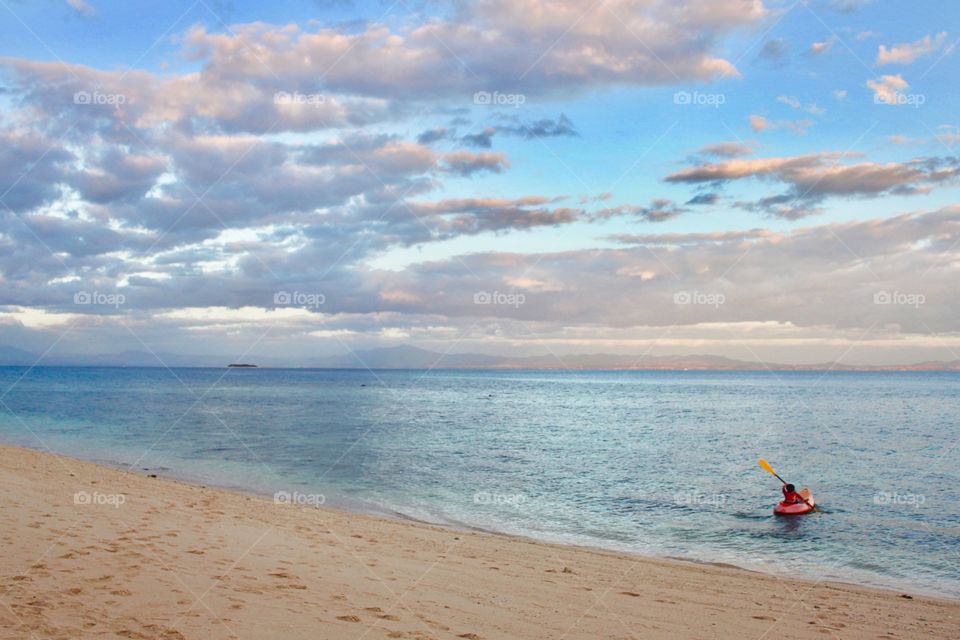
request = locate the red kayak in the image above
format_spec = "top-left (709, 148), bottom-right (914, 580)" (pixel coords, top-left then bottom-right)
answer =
top-left (774, 488), bottom-right (815, 516)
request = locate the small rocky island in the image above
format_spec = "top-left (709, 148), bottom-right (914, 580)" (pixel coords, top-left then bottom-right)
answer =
top-left (227, 363), bottom-right (258, 368)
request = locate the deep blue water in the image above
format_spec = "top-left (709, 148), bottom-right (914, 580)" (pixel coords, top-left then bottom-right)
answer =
top-left (0, 367), bottom-right (957, 597)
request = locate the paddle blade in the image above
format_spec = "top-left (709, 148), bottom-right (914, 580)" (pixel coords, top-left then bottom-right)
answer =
top-left (758, 458), bottom-right (776, 476)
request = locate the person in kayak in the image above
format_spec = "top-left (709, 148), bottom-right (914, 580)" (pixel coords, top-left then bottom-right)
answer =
top-left (781, 483), bottom-right (806, 504)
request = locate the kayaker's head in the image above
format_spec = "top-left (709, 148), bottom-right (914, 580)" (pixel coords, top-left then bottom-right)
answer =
top-left (784, 483), bottom-right (795, 492)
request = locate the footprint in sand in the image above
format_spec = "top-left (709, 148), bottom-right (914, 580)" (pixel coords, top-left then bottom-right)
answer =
top-left (336, 615), bottom-right (361, 622)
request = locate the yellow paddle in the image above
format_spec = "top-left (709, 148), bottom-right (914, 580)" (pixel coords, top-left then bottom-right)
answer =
top-left (758, 458), bottom-right (818, 511)
top-left (758, 458), bottom-right (787, 484)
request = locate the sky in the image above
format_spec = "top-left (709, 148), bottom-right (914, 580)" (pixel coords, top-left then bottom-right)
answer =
top-left (0, 0), bottom-right (958, 366)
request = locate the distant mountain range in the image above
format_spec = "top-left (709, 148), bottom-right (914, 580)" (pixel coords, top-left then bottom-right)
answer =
top-left (1, 344), bottom-right (959, 371)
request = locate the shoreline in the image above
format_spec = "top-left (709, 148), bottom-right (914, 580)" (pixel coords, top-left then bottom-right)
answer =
top-left (5, 441), bottom-right (958, 602)
top-left (2, 443), bottom-right (958, 639)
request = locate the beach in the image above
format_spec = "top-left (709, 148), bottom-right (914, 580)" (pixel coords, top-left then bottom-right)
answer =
top-left (2, 444), bottom-right (957, 640)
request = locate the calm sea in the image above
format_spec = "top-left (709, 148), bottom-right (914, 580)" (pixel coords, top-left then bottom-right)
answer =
top-left (1, 367), bottom-right (957, 597)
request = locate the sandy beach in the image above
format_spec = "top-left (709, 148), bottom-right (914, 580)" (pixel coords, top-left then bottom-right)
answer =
top-left (1, 444), bottom-right (957, 640)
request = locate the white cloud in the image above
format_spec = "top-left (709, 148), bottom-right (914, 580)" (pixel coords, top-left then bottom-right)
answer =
top-left (888, 135), bottom-right (919, 145)
top-left (934, 125), bottom-right (960, 148)
top-left (777, 95), bottom-right (801, 109)
top-left (666, 152), bottom-right (960, 217)
top-left (748, 114), bottom-right (812, 135)
top-left (0, 307), bottom-right (82, 329)
top-left (697, 141), bottom-right (754, 157)
top-left (4, 205), bottom-right (960, 364)
top-left (832, 0), bottom-right (873, 13)
top-left (809, 40), bottom-right (833, 55)
top-left (749, 115), bottom-right (771, 131)
top-left (876, 32), bottom-right (950, 65)
top-left (174, 1), bottom-right (759, 101)
top-left (866, 74), bottom-right (909, 104)
top-left (777, 95), bottom-right (824, 115)
top-left (66, 0), bottom-right (95, 16)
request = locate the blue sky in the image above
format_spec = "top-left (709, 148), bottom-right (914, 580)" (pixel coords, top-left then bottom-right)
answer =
top-left (0, 0), bottom-right (958, 365)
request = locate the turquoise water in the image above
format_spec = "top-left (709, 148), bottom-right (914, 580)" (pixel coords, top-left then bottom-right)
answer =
top-left (1, 367), bottom-right (957, 597)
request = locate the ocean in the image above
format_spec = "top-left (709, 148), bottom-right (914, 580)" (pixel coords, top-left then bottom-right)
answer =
top-left (1, 366), bottom-right (957, 598)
